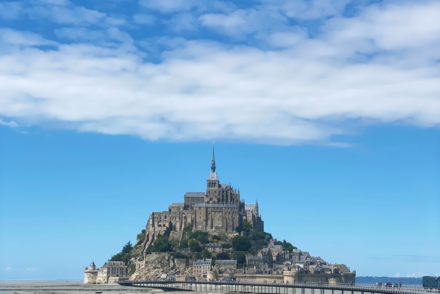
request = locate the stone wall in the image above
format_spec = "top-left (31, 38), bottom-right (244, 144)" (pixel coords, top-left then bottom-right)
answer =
top-left (84, 270), bottom-right (98, 284)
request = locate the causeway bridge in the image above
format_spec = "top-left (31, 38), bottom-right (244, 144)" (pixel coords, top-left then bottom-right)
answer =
top-left (119, 281), bottom-right (437, 294)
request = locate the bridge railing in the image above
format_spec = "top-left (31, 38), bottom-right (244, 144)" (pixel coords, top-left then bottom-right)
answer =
top-left (123, 280), bottom-right (439, 294)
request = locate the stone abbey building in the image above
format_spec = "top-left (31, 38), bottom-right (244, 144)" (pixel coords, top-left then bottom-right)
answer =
top-left (141, 146), bottom-right (264, 252)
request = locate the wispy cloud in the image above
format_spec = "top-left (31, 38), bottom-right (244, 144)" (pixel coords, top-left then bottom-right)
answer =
top-left (0, 119), bottom-right (20, 128)
top-left (0, 1), bottom-right (439, 145)
top-left (5, 267), bottom-right (12, 271)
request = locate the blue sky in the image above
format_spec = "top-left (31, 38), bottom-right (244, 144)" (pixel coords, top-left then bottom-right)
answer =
top-left (0, 0), bottom-right (439, 280)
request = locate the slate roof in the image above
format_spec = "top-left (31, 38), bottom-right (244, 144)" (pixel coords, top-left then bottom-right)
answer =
top-left (205, 243), bottom-right (222, 248)
top-left (245, 204), bottom-right (256, 210)
top-left (216, 260), bottom-right (237, 265)
top-left (194, 259), bottom-right (212, 266)
top-left (208, 171), bottom-right (218, 180)
top-left (195, 203), bottom-right (238, 208)
top-left (184, 192), bottom-right (205, 197)
top-left (102, 261), bottom-right (125, 268)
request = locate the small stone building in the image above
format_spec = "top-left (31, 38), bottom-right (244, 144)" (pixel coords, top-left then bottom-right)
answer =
top-left (246, 255), bottom-right (263, 267)
top-left (215, 260), bottom-right (237, 273)
top-left (205, 243), bottom-right (223, 253)
top-left (193, 258), bottom-right (212, 278)
top-left (259, 248), bottom-right (273, 268)
top-left (84, 261), bottom-right (127, 284)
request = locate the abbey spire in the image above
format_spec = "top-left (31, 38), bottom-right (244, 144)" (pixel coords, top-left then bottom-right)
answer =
top-left (207, 142), bottom-right (219, 185)
top-left (211, 142), bottom-right (216, 173)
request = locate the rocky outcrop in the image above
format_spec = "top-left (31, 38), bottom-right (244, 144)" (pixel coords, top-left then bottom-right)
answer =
top-left (130, 253), bottom-right (193, 280)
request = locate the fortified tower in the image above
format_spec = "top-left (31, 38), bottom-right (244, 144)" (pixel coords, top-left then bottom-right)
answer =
top-left (84, 261), bottom-right (98, 284)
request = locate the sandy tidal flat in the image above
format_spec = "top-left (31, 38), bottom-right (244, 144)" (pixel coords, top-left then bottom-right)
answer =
top-left (0, 280), bottom-right (163, 294)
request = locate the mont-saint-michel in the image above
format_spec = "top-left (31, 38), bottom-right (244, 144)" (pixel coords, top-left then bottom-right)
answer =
top-left (84, 147), bottom-right (355, 285)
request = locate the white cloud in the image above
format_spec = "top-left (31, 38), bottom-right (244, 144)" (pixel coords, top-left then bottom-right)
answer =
top-left (139, 0), bottom-right (207, 13)
top-left (0, 28), bottom-right (57, 47)
top-left (133, 13), bottom-right (155, 25)
top-left (0, 119), bottom-right (19, 128)
top-left (0, 2), bottom-right (439, 145)
top-left (26, 268), bottom-right (36, 271)
top-left (199, 9), bottom-right (288, 38)
top-left (262, 0), bottom-right (351, 20)
top-left (0, 2), bottom-right (22, 20)
top-left (24, 4), bottom-right (110, 26)
top-left (167, 13), bottom-right (198, 32)
top-left (267, 28), bottom-right (308, 48)
top-left (5, 267), bottom-right (12, 271)
top-left (37, 0), bottom-right (70, 5)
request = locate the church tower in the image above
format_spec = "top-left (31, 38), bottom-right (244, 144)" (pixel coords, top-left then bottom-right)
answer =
top-left (207, 143), bottom-right (219, 190)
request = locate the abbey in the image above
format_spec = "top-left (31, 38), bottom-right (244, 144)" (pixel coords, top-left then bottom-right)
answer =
top-left (141, 146), bottom-right (264, 251)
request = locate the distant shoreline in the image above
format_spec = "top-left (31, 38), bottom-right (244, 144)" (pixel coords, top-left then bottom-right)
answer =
top-left (356, 277), bottom-right (423, 285)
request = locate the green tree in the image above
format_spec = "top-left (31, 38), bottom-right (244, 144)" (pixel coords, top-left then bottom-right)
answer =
top-left (211, 235), bottom-right (221, 241)
top-left (122, 241), bottom-right (133, 254)
top-left (179, 239), bottom-right (188, 249)
top-left (182, 223), bottom-right (193, 237)
top-left (233, 251), bottom-right (247, 268)
top-left (264, 234), bottom-right (271, 243)
top-left (189, 240), bottom-right (202, 252)
top-left (282, 240), bottom-right (297, 253)
top-left (216, 252), bottom-right (230, 260)
top-left (242, 221), bottom-right (252, 232)
top-left (110, 241), bottom-right (132, 264)
top-left (197, 235), bottom-right (209, 244)
top-left (201, 249), bottom-right (211, 258)
top-left (231, 235), bottom-right (251, 252)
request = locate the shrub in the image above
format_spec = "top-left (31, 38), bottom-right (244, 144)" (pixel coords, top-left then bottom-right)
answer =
top-left (146, 235), bottom-right (172, 253)
top-left (171, 252), bottom-right (188, 259)
top-left (128, 264), bottom-right (136, 276)
top-left (136, 232), bottom-right (146, 245)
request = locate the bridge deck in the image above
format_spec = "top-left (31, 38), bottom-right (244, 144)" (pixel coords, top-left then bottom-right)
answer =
top-left (119, 281), bottom-right (439, 294)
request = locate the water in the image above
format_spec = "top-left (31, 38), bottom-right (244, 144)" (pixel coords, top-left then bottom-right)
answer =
top-left (356, 277), bottom-right (423, 285)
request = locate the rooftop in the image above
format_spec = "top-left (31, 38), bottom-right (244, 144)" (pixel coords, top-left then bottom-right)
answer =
top-left (194, 259), bottom-right (212, 266)
top-left (205, 243), bottom-right (222, 247)
top-left (195, 203), bottom-right (238, 208)
top-left (216, 260), bottom-right (237, 265)
top-left (184, 192), bottom-right (205, 197)
top-left (245, 204), bottom-right (256, 210)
